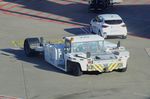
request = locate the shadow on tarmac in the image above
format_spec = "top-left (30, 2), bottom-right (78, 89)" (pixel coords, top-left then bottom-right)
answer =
top-left (0, 48), bottom-right (66, 75)
top-left (1, 0), bottom-right (150, 38)
top-left (0, 48), bottom-right (102, 76)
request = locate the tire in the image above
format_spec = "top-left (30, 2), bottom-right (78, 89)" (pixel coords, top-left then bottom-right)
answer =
top-left (90, 25), bottom-right (94, 33)
top-left (24, 38), bottom-right (40, 57)
top-left (118, 66), bottom-right (127, 72)
top-left (99, 30), bottom-right (103, 37)
top-left (67, 61), bottom-right (82, 76)
top-left (122, 35), bottom-right (127, 39)
top-left (72, 64), bottom-right (82, 76)
top-left (67, 60), bottom-right (72, 73)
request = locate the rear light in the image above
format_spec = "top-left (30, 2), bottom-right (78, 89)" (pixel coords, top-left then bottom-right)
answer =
top-left (121, 24), bottom-right (126, 27)
top-left (102, 25), bottom-right (108, 28)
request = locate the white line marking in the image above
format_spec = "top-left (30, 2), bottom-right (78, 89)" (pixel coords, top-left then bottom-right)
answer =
top-left (145, 48), bottom-right (150, 57)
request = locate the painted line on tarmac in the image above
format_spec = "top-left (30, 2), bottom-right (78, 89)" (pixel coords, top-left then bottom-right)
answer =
top-left (0, 95), bottom-right (23, 99)
top-left (4, 3), bottom-right (20, 10)
top-left (80, 26), bottom-right (91, 34)
top-left (0, 0), bottom-right (88, 27)
top-left (11, 39), bottom-right (65, 48)
top-left (0, 2), bottom-right (12, 8)
top-left (0, 8), bottom-right (86, 27)
top-left (11, 40), bottom-right (24, 48)
top-left (145, 48), bottom-right (150, 57)
top-left (133, 92), bottom-right (150, 97)
top-left (129, 34), bottom-right (150, 40)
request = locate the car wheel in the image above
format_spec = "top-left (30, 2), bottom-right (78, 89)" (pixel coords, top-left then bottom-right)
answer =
top-left (122, 35), bottom-right (127, 39)
top-left (24, 38), bottom-right (40, 57)
top-left (90, 25), bottom-right (94, 33)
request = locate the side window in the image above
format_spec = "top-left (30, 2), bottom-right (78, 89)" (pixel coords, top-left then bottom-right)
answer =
top-left (65, 40), bottom-right (71, 53)
top-left (97, 17), bottom-right (103, 22)
top-left (99, 17), bottom-right (103, 22)
top-left (95, 16), bottom-right (99, 22)
top-left (93, 18), bottom-right (97, 22)
top-left (95, 16), bottom-right (103, 23)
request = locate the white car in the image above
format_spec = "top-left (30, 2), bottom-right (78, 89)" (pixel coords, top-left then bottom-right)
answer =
top-left (90, 14), bottom-right (127, 39)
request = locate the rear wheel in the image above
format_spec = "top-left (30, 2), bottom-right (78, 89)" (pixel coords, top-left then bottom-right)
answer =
top-left (24, 38), bottom-right (40, 57)
top-left (122, 35), bottom-right (127, 39)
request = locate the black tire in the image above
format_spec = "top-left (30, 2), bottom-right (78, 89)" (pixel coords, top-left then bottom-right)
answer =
top-left (118, 66), bottom-right (127, 72)
top-left (67, 60), bottom-right (72, 74)
top-left (122, 35), bottom-right (127, 39)
top-left (99, 30), bottom-right (103, 37)
top-left (24, 38), bottom-right (40, 57)
top-left (72, 64), bottom-right (82, 76)
top-left (67, 61), bottom-right (82, 76)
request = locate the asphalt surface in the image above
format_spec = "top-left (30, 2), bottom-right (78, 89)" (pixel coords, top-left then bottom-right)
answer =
top-left (0, 0), bottom-right (150, 99)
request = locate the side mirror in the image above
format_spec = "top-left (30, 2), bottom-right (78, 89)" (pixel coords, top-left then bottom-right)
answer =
top-left (86, 52), bottom-right (91, 58)
top-left (117, 41), bottom-right (121, 48)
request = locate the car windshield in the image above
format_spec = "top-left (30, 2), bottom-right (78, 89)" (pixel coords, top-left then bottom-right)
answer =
top-left (72, 41), bottom-right (104, 55)
top-left (105, 20), bottom-right (122, 24)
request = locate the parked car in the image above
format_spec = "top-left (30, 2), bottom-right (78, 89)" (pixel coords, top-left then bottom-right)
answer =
top-left (90, 14), bottom-right (127, 39)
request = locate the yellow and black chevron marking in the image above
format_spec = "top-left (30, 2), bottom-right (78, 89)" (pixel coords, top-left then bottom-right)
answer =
top-left (91, 64), bottom-right (104, 72)
top-left (108, 63), bottom-right (119, 71)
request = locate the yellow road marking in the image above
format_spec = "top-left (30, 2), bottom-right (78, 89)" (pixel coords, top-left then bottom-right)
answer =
top-left (11, 39), bottom-right (64, 48)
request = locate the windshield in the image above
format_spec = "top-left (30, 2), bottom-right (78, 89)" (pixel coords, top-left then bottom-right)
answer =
top-left (72, 41), bottom-right (104, 54)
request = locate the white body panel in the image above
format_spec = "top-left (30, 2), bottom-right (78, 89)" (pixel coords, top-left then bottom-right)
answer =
top-left (110, 0), bottom-right (123, 4)
top-left (44, 44), bottom-right (66, 71)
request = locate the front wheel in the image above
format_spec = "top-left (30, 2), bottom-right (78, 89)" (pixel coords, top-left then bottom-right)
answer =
top-left (72, 64), bottom-right (82, 76)
top-left (90, 25), bottom-right (94, 33)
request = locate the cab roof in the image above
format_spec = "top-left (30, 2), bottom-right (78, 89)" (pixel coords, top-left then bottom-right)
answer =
top-left (64, 34), bottom-right (104, 43)
top-left (98, 14), bottom-right (122, 20)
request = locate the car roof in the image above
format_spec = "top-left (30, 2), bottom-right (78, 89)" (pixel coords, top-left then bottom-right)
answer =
top-left (98, 14), bottom-right (122, 20)
top-left (64, 34), bottom-right (104, 43)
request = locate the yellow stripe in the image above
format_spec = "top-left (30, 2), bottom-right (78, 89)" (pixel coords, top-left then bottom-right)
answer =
top-left (113, 63), bottom-right (119, 70)
top-left (95, 64), bottom-right (103, 71)
top-left (92, 64), bottom-right (102, 72)
top-left (110, 63), bottom-right (118, 71)
top-left (108, 63), bottom-right (115, 71)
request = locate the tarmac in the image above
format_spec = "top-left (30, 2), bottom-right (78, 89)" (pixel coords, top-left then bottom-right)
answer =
top-left (0, 0), bottom-right (150, 99)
